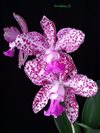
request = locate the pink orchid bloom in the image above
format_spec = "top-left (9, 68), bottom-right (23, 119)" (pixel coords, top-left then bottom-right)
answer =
top-left (3, 12), bottom-right (28, 68)
top-left (24, 51), bottom-right (98, 124)
top-left (4, 15), bottom-right (85, 69)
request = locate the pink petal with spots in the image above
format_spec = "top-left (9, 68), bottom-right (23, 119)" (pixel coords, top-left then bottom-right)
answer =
top-left (3, 26), bottom-right (20, 42)
top-left (13, 12), bottom-right (28, 33)
top-left (56, 28), bottom-right (85, 53)
top-left (32, 84), bottom-right (52, 113)
top-left (57, 51), bottom-right (77, 81)
top-left (24, 55), bottom-right (57, 86)
top-left (15, 32), bottom-right (47, 56)
top-left (40, 16), bottom-right (56, 47)
top-left (64, 88), bottom-right (79, 123)
top-left (65, 74), bottom-right (98, 97)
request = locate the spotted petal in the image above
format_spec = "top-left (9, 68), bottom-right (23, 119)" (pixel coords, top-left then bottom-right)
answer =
top-left (56, 51), bottom-right (77, 80)
top-left (18, 50), bottom-right (28, 68)
top-left (56, 28), bottom-right (85, 53)
top-left (64, 88), bottom-right (79, 123)
top-left (3, 26), bottom-right (20, 42)
top-left (13, 12), bottom-right (28, 33)
top-left (65, 74), bottom-right (98, 97)
top-left (24, 55), bottom-right (57, 86)
top-left (15, 32), bottom-right (47, 56)
top-left (40, 16), bottom-right (56, 47)
top-left (32, 84), bottom-right (52, 113)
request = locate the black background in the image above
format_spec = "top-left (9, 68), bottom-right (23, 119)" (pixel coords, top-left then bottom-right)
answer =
top-left (0, 0), bottom-right (100, 133)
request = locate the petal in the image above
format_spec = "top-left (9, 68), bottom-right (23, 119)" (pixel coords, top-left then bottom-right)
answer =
top-left (13, 12), bottom-right (28, 33)
top-left (44, 99), bottom-right (65, 118)
top-left (18, 50), bottom-right (28, 68)
top-left (45, 51), bottom-right (77, 80)
top-left (15, 32), bottom-right (47, 56)
top-left (65, 74), bottom-right (98, 97)
top-left (57, 51), bottom-right (77, 80)
top-left (40, 16), bottom-right (56, 47)
top-left (32, 84), bottom-right (52, 113)
top-left (3, 48), bottom-right (15, 57)
top-left (3, 26), bottom-right (20, 42)
top-left (56, 28), bottom-right (85, 53)
top-left (24, 55), bottom-right (57, 86)
top-left (64, 88), bottom-right (79, 123)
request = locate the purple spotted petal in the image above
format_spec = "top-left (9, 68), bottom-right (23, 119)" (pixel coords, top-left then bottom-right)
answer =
top-left (65, 74), bottom-right (98, 97)
top-left (64, 88), bottom-right (79, 123)
top-left (44, 51), bottom-right (77, 80)
top-left (3, 26), bottom-right (20, 42)
top-left (44, 99), bottom-right (65, 118)
top-left (24, 55), bottom-right (57, 86)
top-left (40, 16), bottom-right (56, 47)
top-left (3, 48), bottom-right (15, 57)
top-left (32, 84), bottom-right (52, 113)
top-left (13, 12), bottom-right (28, 33)
top-left (56, 28), bottom-right (85, 53)
top-left (15, 32), bottom-right (47, 56)
top-left (57, 51), bottom-right (77, 80)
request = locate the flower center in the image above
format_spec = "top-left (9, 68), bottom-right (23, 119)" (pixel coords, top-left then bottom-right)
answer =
top-left (49, 81), bottom-right (65, 101)
top-left (9, 41), bottom-right (16, 49)
top-left (45, 49), bottom-right (60, 63)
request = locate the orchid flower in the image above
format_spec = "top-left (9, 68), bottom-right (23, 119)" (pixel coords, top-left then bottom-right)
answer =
top-left (3, 15), bottom-right (85, 70)
top-left (24, 51), bottom-right (98, 124)
top-left (3, 12), bottom-right (28, 68)
top-left (23, 16), bottom-right (98, 123)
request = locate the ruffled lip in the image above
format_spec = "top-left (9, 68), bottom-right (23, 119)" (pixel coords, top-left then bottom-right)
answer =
top-left (44, 99), bottom-right (65, 118)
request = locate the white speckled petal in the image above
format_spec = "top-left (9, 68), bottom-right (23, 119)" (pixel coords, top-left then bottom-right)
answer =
top-left (40, 16), bottom-right (56, 47)
top-left (65, 74), bottom-right (98, 97)
top-left (56, 51), bottom-right (77, 80)
top-left (32, 84), bottom-right (52, 113)
top-left (18, 50), bottom-right (28, 68)
top-left (56, 28), bottom-right (85, 53)
top-left (24, 55), bottom-right (57, 86)
top-left (15, 32), bottom-right (47, 56)
top-left (64, 88), bottom-right (79, 123)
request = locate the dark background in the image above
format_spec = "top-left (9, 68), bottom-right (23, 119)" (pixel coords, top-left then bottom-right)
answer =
top-left (0, 0), bottom-right (100, 133)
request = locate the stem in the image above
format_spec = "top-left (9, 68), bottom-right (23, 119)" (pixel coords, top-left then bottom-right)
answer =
top-left (71, 123), bottom-right (75, 133)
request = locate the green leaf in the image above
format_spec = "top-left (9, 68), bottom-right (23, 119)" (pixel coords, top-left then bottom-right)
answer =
top-left (54, 112), bottom-right (82, 133)
top-left (74, 122), bottom-right (82, 133)
top-left (81, 80), bottom-right (100, 129)
top-left (85, 129), bottom-right (100, 133)
top-left (54, 112), bottom-right (72, 133)
top-left (77, 123), bottom-right (100, 133)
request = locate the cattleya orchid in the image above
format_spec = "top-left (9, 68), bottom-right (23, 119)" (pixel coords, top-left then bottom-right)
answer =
top-left (3, 13), bottom-right (98, 127)
top-left (24, 51), bottom-right (98, 123)
top-left (3, 13), bottom-right (85, 70)
top-left (3, 12), bottom-right (29, 68)
top-left (23, 14), bottom-right (97, 124)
